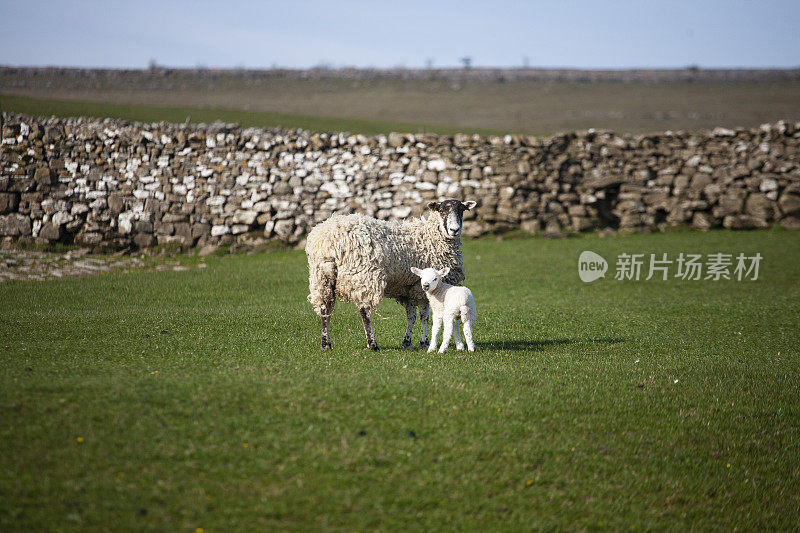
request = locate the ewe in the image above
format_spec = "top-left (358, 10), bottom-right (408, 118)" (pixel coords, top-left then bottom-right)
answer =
top-left (410, 266), bottom-right (477, 353)
top-left (306, 199), bottom-right (476, 351)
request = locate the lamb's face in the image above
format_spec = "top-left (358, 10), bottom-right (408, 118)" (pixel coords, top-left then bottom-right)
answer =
top-left (428, 199), bottom-right (477, 240)
top-left (410, 266), bottom-right (450, 292)
top-left (419, 268), bottom-right (440, 291)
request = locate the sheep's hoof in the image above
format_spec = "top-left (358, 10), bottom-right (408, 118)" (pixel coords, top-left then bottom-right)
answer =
top-left (401, 339), bottom-right (413, 350)
top-left (427, 347), bottom-right (435, 353)
top-left (322, 341), bottom-right (333, 351)
top-left (366, 343), bottom-right (380, 352)
top-left (456, 344), bottom-right (465, 351)
top-left (420, 341), bottom-right (428, 349)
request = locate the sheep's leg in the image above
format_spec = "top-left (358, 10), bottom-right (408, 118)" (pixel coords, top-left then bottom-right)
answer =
top-left (428, 314), bottom-right (441, 353)
top-left (401, 304), bottom-right (416, 350)
top-left (360, 308), bottom-right (379, 351)
top-left (453, 319), bottom-right (464, 351)
top-left (321, 315), bottom-right (332, 350)
top-left (438, 318), bottom-right (455, 354)
top-left (320, 299), bottom-right (335, 351)
top-left (419, 304), bottom-right (430, 349)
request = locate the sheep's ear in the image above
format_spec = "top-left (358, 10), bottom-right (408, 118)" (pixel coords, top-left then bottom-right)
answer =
top-left (439, 266), bottom-right (450, 278)
top-left (410, 267), bottom-right (423, 277)
top-left (427, 201), bottom-right (439, 210)
top-left (463, 200), bottom-right (477, 210)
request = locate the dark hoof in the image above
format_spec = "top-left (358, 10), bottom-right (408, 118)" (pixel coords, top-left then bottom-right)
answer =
top-left (401, 340), bottom-right (413, 350)
top-left (366, 343), bottom-right (380, 352)
top-left (322, 342), bottom-right (333, 351)
top-left (420, 341), bottom-right (428, 349)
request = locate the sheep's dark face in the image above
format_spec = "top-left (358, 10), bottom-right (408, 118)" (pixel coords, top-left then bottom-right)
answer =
top-left (428, 199), bottom-right (477, 240)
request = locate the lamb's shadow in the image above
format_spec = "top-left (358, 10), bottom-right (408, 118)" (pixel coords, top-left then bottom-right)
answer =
top-left (476, 337), bottom-right (625, 352)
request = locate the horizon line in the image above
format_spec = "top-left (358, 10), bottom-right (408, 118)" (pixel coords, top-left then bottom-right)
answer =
top-left (3, 64), bottom-right (800, 72)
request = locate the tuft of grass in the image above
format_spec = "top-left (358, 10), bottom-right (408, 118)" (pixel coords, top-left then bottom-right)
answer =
top-left (0, 229), bottom-right (798, 530)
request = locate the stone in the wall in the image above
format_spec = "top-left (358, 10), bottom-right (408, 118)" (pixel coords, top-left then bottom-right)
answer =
top-left (778, 191), bottom-right (800, 217)
top-left (0, 214), bottom-right (31, 236)
top-left (192, 223), bottom-right (210, 238)
top-left (273, 219), bottom-right (295, 240)
top-left (174, 223), bottom-right (193, 244)
top-left (714, 191), bottom-right (746, 218)
top-left (133, 233), bottom-right (156, 248)
top-left (571, 216), bottom-right (593, 232)
top-left (723, 215), bottom-right (770, 230)
top-left (232, 210), bottom-right (258, 225)
top-left (0, 192), bottom-right (19, 214)
top-left (744, 193), bottom-right (775, 220)
top-left (691, 212), bottom-right (715, 230)
top-left (107, 193), bottom-right (125, 214)
top-left (33, 167), bottom-right (56, 187)
top-left (76, 231), bottom-right (103, 246)
top-left (210, 225), bottom-right (230, 237)
top-left (38, 222), bottom-right (63, 241)
top-left (689, 173), bottom-right (712, 192)
top-left (135, 220), bottom-right (154, 233)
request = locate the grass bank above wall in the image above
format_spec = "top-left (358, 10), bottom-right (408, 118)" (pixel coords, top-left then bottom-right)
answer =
top-left (1, 229), bottom-right (799, 530)
top-left (0, 94), bottom-right (508, 137)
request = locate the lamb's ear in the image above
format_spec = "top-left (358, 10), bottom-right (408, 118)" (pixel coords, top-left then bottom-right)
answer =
top-left (463, 200), bottom-right (477, 210)
top-left (410, 267), bottom-right (423, 277)
top-left (439, 266), bottom-right (450, 278)
top-left (427, 201), bottom-right (439, 210)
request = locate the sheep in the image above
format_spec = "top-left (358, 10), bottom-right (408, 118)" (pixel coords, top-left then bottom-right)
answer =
top-left (306, 199), bottom-right (476, 351)
top-left (410, 266), bottom-right (477, 353)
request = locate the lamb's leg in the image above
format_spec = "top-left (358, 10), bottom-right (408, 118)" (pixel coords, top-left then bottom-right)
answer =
top-left (462, 313), bottom-right (475, 352)
top-left (401, 304), bottom-right (416, 350)
top-left (428, 314), bottom-right (441, 353)
top-left (438, 317), bottom-right (455, 354)
top-left (419, 303), bottom-right (430, 349)
top-left (360, 308), bottom-right (379, 351)
top-left (453, 319), bottom-right (464, 351)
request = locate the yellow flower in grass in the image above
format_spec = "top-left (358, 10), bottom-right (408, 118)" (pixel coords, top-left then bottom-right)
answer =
top-left (76, 436), bottom-right (84, 443)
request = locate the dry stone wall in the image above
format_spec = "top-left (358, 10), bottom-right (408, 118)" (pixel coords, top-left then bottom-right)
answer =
top-left (1, 113), bottom-right (799, 252)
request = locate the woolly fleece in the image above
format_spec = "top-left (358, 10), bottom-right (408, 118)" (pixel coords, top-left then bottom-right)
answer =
top-left (306, 211), bottom-right (465, 316)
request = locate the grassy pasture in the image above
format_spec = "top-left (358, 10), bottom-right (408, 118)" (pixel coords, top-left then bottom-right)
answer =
top-left (4, 76), bottom-right (800, 135)
top-left (1, 229), bottom-right (798, 531)
top-left (0, 94), bottom-right (507, 138)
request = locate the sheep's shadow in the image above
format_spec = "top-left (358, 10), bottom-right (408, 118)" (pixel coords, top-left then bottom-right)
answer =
top-left (475, 337), bottom-right (625, 352)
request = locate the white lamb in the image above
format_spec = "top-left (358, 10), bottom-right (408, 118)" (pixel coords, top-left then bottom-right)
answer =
top-left (410, 266), bottom-right (477, 353)
top-left (306, 199), bottom-right (476, 351)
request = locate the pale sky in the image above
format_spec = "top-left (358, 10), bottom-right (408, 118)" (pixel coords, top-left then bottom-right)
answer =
top-left (1, 0), bottom-right (798, 69)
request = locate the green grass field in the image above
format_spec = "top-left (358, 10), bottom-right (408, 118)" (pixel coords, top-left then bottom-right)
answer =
top-left (1, 229), bottom-right (798, 530)
top-left (0, 94), bottom-right (507, 137)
